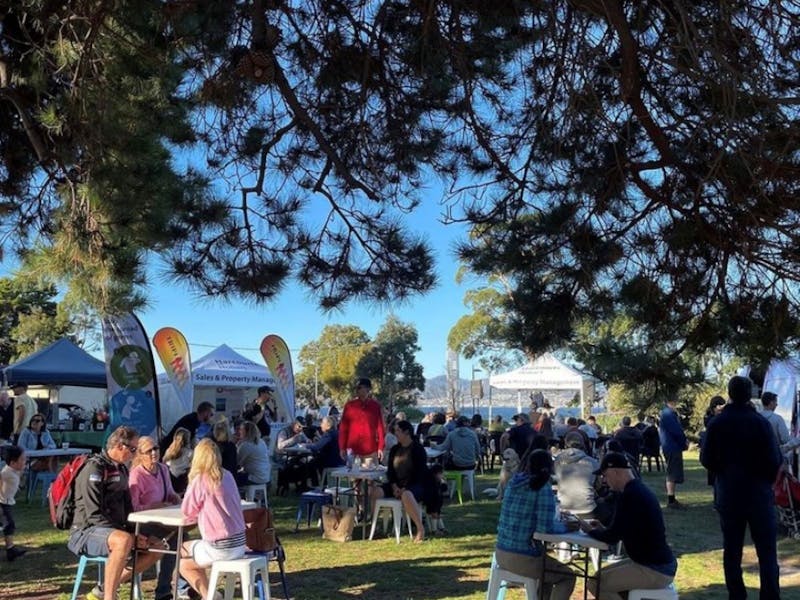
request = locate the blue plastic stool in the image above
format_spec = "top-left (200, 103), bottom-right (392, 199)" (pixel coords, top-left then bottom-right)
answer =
top-left (294, 491), bottom-right (332, 531)
top-left (70, 555), bottom-right (143, 600)
top-left (27, 471), bottom-right (57, 503)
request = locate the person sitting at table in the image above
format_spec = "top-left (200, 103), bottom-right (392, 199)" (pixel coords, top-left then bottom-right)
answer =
top-left (307, 416), bottom-right (344, 478)
top-left (235, 420), bottom-right (271, 488)
top-left (212, 419), bottom-right (238, 475)
top-left (17, 412), bottom-right (57, 472)
top-left (439, 415), bottom-right (481, 471)
top-left (370, 420), bottom-right (440, 542)
top-left (68, 426), bottom-right (162, 600)
top-left (425, 412), bottom-right (447, 444)
top-left (383, 418), bottom-right (399, 465)
top-left (179, 439), bottom-right (247, 600)
top-left (554, 432), bottom-right (600, 517)
top-left (129, 436), bottom-right (183, 600)
top-left (164, 427), bottom-right (193, 495)
top-left (303, 413), bottom-right (321, 441)
top-left (495, 448), bottom-right (576, 600)
top-left (275, 418), bottom-right (314, 491)
top-left (580, 452), bottom-right (677, 600)
top-left (415, 412), bottom-right (434, 440)
top-left (160, 402), bottom-right (215, 454)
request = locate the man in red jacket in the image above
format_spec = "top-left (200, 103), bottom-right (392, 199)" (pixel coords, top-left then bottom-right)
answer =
top-left (339, 378), bottom-right (386, 462)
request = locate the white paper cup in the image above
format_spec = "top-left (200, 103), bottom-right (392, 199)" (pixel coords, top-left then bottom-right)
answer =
top-left (62, 442), bottom-right (70, 449)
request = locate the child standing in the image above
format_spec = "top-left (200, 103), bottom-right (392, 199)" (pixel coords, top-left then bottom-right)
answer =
top-left (0, 446), bottom-right (27, 561)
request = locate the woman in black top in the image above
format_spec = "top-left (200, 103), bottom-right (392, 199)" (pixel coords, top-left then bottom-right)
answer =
top-left (370, 420), bottom-right (439, 542)
top-left (213, 419), bottom-right (239, 475)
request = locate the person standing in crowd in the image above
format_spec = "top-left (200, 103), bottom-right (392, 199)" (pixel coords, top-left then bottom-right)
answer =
top-left (659, 397), bottom-right (688, 509)
top-left (760, 391), bottom-right (790, 450)
top-left (507, 413), bottom-right (535, 458)
top-left (0, 445), bottom-right (27, 561)
top-left (68, 426), bottom-right (161, 600)
top-left (254, 385), bottom-right (278, 423)
top-left (0, 391), bottom-right (14, 442)
top-left (495, 449), bottom-right (576, 600)
top-left (242, 401), bottom-right (270, 442)
top-left (11, 383), bottom-right (38, 444)
top-left (581, 452), bottom-right (677, 599)
top-left (160, 402), bottom-right (215, 454)
top-left (338, 378), bottom-right (385, 462)
top-left (701, 376), bottom-right (782, 600)
top-left (129, 436), bottom-right (182, 600)
top-left (179, 439), bottom-right (246, 600)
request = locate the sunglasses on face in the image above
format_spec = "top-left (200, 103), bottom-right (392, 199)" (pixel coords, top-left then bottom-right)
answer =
top-left (122, 444), bottom-right (138, 453)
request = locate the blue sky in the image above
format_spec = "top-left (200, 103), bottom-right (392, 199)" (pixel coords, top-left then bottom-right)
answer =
top-left (133, 194), bottom-right (481, 380)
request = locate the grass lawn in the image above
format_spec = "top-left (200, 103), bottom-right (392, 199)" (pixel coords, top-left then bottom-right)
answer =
top-left (1, 450), bottom-right (799, 599)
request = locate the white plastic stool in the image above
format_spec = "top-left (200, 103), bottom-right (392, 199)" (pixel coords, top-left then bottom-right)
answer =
top-left (486, 553), bottom-right (539, 600)
top-left (628, 582), bottom-right (678, 600)
top-left (207, 555), bottom-right (269, 600)
top-left (240, 483), bottom-right (269, 506)
top-left (369, 498), bottom-right (414, 543)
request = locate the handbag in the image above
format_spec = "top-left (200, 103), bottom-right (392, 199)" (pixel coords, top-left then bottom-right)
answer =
top-left (321, 505), bottom-right (357, 543)
top-left (244, 507), bottom-right (278, 552)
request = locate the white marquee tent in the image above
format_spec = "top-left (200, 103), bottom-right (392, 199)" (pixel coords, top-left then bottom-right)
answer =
top-left (158, 344), bottom-right (291, 430)
top-left (490, 353), bottom-right (599, 416)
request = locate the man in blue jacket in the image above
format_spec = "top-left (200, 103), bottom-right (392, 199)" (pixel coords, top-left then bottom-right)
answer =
top-left (659, 397), bottom-right (688, 509)
top-left (700, 376), bottom-right (782, 600)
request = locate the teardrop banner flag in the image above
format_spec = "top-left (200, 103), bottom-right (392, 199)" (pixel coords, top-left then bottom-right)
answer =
top-left (260, 334), bottom-right (296, 421)
top-left (102, 313), bottom-right (161, 438)
top-left (153, 327), bottom-right (194, 419)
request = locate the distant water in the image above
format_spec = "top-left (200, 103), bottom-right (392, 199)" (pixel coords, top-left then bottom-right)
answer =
top-left (417, 405), bottom-right (588, 421)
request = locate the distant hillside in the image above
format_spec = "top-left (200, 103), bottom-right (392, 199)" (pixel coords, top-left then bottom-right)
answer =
top-left (420, 375), bottom-right (576, 408)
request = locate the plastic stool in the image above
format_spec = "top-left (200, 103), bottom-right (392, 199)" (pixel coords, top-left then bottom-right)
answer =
top-left (628, 583), bottom-right (678, 600)
top-left (486, 552), bottom-right (539, 600)
top-left (241, 483), bottom-right (269, 506)
top-left (444, 470), bottom-right (475, 504)
top-left (369, 498), bottom-right (413, 543)
top-left (294, 490), bottom-right (332, 531)
top-left (207, 555), bottom-right (269, 600)
top-left (70, 555), bottom-right (143, 600)
top-left (27, 470), bottom-right (57, 503)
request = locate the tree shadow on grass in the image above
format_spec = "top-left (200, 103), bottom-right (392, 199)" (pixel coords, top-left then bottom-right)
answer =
top-left (284, 556), bottom-right (486, 600)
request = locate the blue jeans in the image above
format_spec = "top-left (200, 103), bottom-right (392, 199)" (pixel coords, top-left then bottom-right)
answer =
top-left (718, 502), bottom-right (780, 599)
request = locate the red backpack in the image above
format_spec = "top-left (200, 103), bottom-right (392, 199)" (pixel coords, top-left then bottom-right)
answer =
top-left (48, 453), bottom-right (93, 529)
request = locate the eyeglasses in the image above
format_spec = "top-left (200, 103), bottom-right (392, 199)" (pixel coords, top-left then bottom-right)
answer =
top-left (122, 444), bottom-right (137, 453)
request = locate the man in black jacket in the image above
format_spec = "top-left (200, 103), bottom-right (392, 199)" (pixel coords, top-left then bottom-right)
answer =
top-left (68, 426), bottom-right (161, 600)
top-left (700, 375), bottom-right (783, 600)
top-left (580, 452), bottom-right (677, 599)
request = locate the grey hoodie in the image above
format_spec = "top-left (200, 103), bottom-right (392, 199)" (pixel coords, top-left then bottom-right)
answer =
top-left (440, 426), bottom-right (481, 468)
top-left (553, 448), bottom-right (599, 514)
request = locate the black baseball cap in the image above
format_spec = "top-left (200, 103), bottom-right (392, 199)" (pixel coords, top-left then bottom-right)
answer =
top-left (356, 377), bottom-right (372, 389)
top-left (593, 451), bottom-right (631, 475)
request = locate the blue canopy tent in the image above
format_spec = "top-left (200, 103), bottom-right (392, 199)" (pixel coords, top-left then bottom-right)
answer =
top-left (3, 338), bottom-right (107, 388)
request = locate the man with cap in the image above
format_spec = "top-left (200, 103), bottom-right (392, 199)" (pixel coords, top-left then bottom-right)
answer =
top-left (579, 452), bottom-right (677, 599)
top-left (507, 413), bottom-right (535, 458)
top-left (254, 385), bottom-right (278, 423)
top-left (554, 431), bottom-right (600, 516)
top-left (339, 378), bottom-right (385, 462)
top-left (700, 375), bottom-right (782, 600)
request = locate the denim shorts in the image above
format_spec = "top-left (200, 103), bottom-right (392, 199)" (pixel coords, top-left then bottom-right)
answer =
top-left (68, 526), bottom-right (118, 557)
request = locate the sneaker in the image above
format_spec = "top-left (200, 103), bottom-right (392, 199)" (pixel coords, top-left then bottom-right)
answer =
top-left (667, 500), bottom-right (686, 510)
top-left (86, 585), bottom-right (103, 600)
top-left (6, 546), bottom-right (26, 561)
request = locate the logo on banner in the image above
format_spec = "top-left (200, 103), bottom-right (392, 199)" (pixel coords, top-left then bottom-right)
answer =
top-left (109, 345), bottom-right (154, 388)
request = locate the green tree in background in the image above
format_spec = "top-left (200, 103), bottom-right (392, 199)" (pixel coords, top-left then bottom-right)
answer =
top-left (358, 315), bottom-right (425, 412)
top-left (0, 276), bottom-right (77, 364)
top-left (297, 325), bottom-right (370, 404)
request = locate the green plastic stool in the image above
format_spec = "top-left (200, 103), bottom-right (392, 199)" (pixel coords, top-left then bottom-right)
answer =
top-left (444, 471), bottom-right (464, 504)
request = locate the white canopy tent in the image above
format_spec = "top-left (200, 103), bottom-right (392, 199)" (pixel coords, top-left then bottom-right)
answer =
top-left (158, 344), bottom-right (290, 430)
top-left (489, 353), bottom-right (599, 417)
top-left (739, 359), bottom-right (799, 433)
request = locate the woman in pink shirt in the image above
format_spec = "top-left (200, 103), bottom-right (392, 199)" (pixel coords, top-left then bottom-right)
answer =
top-left (129, 436), bottom-right (182, 600)
top-left (179, 438), bottom-right (246, 600)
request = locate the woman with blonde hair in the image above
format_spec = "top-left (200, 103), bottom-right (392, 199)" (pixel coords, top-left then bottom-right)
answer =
top-left (129, 436), bottom-right (182, 600)
top-left (179, 439), bottom-right (246, 600)
top-left (235, 420), bottom-right (271, 487)
top-left (163, 427), bottom-right (192, 494)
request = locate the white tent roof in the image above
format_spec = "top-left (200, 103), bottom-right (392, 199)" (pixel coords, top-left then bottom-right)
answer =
top-left (187, 344), bottom-right (275, 388)
top-left (490, 353), bottom-right (597, 390)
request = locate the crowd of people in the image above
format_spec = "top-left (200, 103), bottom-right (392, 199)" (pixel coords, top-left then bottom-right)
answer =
top-left (0, 374), bottom-right (794, 599)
